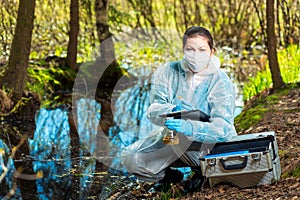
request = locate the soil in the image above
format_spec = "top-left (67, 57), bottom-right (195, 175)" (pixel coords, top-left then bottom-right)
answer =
top-left (108, 84), bottom-right (300, 199)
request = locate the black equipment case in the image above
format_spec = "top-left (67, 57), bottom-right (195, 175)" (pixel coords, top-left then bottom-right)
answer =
top-left (199, 131), bottom-right (281, 188)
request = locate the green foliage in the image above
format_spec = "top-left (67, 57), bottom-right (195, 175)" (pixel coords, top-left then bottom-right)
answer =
top-left (278, 45), bottom-right (300, 83)
top-left (26, 62), bottom-right (76, 107)
top-left (115, 39), bottom-right (182, 72)
top-left (243, 69), bottom-right (272, 101)
top-left (243, 45), bottom-right (300, 101)
top-left (109, 4), bottom-right (137, 28)
top-left (0, 1), bottom-right (17, 60)
top-left (0, 0), bottom-right (299, 64)
top-left (0, 0), bottom-right (99, 63)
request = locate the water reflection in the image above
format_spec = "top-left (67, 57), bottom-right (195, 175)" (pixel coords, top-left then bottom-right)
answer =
top-left (108, 65), bottom-right (160, 174)
top-left (28, 108), bottom-right (72, 199)
top-left (27, 103), bottom-right (102, 199)
top-left (76, 98), bottom-right (99, 199)
top-left (0, 99), bottom-right (113, 199)
top-left (0, 139), bottom-right (21, 199)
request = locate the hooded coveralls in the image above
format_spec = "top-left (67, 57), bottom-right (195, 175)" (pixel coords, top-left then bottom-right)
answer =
top-left (121, 56), bottom-right (237, 182)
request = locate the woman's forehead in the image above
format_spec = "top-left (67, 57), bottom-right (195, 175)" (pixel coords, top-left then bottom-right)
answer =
top-left (185, 35), bottom-right (210, 48)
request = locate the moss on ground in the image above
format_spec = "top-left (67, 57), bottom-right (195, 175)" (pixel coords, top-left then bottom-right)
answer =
top-left (234, 83), bottom-right (299, 133)
top-left (291, 165), bottom-right (300, 178)
top-left (234, 106), bottom-right (268, 133)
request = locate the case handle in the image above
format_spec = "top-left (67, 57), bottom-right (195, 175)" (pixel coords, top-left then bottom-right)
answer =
top-left (220, 156), bottom-right (248, 170)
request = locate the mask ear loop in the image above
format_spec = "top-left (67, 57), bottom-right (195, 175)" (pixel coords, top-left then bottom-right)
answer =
top-left (205, 55), bottom-right (212, 69)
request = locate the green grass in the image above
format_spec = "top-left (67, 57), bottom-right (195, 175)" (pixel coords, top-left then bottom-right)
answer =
top-left (243, 45), bottom-right (300, 101)
top-left (159, 184), bottom-right (183, 200)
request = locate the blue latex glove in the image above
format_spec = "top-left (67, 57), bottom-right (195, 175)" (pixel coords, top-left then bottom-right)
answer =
top-left (172, 104), bottom-right (182, 112)
top-left (165, 119), bottom-right (193, 136)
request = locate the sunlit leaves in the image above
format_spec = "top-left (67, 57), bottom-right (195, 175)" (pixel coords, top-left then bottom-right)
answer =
top-left (26, 62), bottom-right (76, 106)
top-left (243, 45), bottom-right (300, 101)
top-left (278, 45), bottom-right (300, 84)
top-left (0, 0), bottom-right (18, 60)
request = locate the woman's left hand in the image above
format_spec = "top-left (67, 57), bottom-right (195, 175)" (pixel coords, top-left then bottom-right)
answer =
top-left (165, 119), bottom-right (193, 136)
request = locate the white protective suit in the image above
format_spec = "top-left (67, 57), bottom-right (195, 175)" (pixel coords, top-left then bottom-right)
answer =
top-left (122, 56), bottom-right (237, 182)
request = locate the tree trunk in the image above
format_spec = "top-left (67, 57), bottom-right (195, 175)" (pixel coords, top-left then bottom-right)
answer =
top-left (95, 0), bottom-right (115, 64)
top-left (94, 0), bottom-right (124, 93)
top-left (266, 0), bottom-right (285, 90)
top-left (275, 0), bottom-right (282, 46)
top-left (0, 0), bottom-right (36, 102)
top-left (94, 0), bottom-right (120, 135)
top-left (66, 0), bottom-right (79, 70)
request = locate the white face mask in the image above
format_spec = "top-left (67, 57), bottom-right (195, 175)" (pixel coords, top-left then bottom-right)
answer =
top-left (183, 51), bottom-right (211, 73)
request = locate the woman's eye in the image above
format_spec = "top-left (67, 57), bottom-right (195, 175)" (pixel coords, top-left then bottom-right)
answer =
top-left (199, 49), bottom-right (207, 52)
top-left (185, 48), bottom-right (194, 52)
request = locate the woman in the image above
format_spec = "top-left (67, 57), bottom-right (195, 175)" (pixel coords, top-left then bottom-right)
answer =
top-left (122, 26), bottom-right (237, 192)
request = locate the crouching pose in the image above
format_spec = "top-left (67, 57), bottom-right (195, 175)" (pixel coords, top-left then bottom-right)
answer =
top-left (122, 26), bottom-right (237, 192)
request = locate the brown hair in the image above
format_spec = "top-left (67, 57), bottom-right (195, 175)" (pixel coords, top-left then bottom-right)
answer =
top-left (183, 26), bottom-right (215, 51)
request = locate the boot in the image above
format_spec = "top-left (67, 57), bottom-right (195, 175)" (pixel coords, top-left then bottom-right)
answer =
top-left (150, 167), bottom-right (184, 192)
top-left (184, 167), bottom-right (205, 193)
